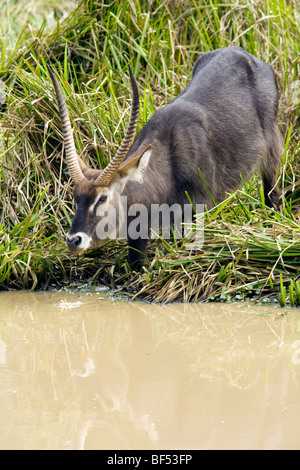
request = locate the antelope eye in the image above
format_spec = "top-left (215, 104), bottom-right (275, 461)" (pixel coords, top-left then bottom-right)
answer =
top-left (99, 194), bottom-right (107, 203)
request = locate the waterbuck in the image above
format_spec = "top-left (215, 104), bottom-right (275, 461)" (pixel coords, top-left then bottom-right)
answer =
top-left (47, 46), bottom-right (282, 268)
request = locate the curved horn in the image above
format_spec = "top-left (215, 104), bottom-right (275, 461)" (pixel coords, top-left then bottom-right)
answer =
top-left (94, 66), bottom-right (139, 187)
top-left (47, 65), bottom-right (86, 184)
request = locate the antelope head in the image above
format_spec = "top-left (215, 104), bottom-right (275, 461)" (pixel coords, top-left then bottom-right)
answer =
top-left (47, 65), bottom-right (151, 253)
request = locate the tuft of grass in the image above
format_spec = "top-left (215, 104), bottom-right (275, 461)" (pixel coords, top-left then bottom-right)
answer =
top-left (0, 0), bottom-right (300, 300)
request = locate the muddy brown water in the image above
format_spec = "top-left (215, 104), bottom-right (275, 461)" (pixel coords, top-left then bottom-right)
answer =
top-left (0, 290), bottom-right (300, 450)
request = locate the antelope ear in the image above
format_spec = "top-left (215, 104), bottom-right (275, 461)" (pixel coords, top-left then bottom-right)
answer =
top-left (118, 145), bottom-right (151, 184)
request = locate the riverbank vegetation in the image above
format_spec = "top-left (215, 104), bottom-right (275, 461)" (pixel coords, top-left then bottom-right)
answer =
top-left (0, 0), bottom-right (300, 304)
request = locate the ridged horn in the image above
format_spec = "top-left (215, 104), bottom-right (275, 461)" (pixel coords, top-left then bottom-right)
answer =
top-left (47, 64), bottom-right (86, 184)
top-left (94, 65), bottom-right (140, 187)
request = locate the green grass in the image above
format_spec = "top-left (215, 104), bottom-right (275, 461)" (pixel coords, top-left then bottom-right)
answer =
top-left (123, 188), bottom-right (300, 303)
top-left (0, 0), bottom-right (300, 303)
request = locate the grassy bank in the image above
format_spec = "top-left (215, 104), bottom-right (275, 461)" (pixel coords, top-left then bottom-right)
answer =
top-left (0, 0), bottom-right (300, 304)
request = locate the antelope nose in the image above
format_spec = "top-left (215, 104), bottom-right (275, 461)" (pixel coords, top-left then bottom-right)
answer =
top-left (66, 234), bottom-right (82, 250)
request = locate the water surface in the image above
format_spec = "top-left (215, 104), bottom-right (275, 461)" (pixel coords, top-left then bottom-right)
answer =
top-left (0, 290), bottom-right (299, 450)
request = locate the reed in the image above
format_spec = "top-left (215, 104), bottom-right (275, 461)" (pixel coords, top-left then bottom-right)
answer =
top-left (0, 0), bottom-right (299, 303)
